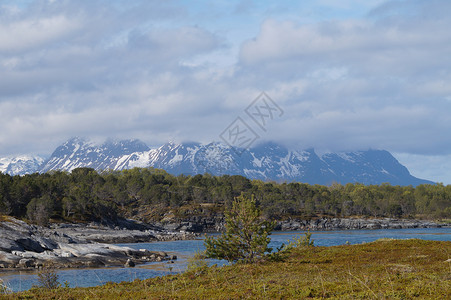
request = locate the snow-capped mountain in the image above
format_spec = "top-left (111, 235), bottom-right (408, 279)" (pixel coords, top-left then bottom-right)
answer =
top-left (0, 155), bottom-right (44, 176)
top-left (1, 137), bottom-right (433, 186)
top-left (39, 137), bottom-right (150, 173)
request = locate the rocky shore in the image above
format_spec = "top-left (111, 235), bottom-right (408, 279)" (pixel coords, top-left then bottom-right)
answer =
top-left (0, 217), bottom-right (197, 270)
top-left (157, 216), bottom-right (449, 232)
top-left (1, 215), bottom-right (448, 271)
top-left (275, 217), bottom-right (449, 231)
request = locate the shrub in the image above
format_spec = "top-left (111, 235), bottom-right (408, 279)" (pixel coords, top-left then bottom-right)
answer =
top-left (291, 230), bottom-right (314, 247)
top-left (36, 267), bottom-right (60, 289)
top-left (186, 250), bottom-right (209, 275)
top-left (268, 230), bottom-right (315, 261)
top-left (204, 194), bottom-right (275, 263)
top-left (0, 279), bottom-right (11, 294)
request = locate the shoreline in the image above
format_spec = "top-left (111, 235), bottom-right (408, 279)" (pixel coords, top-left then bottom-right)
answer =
top-left (0, 218), bottom-right (197, 271)
top-left (4, 238), bottom-right (451, 298)
top-left (157, 216), bottom-right (450, 233)
top-left (275, 217), bottom-right (449, 231)
top-left (7, 239), bottom-right (449, 299)
top-left (1, 216), bottom-right (449, 272)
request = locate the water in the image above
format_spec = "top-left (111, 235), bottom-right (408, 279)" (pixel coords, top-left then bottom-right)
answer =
top-left (1, 227), bottom-right (450, 292)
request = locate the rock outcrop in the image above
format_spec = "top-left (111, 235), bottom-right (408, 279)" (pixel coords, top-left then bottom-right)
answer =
top-left (1, 215), bottom-right (446, 270)
top-left (0, 217), bottom-right (196, 270)
top-left (276, 217), bottom-right (446, 231)
top-left (158, 216), bottom-right (448, 233)
top-left (46, 221), bottom-right (198, 244)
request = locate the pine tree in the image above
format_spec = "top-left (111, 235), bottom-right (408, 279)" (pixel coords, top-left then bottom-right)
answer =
top-left (204, 194), bottom-right (274, 263)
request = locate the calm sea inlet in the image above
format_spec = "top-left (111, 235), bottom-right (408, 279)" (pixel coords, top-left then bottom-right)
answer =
top-left (2, 227), bottom-right (450, 292)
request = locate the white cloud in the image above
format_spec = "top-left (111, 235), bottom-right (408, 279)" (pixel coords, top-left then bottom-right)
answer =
top-left (240, 16), bottom-right (451, 79)
top-left (1, 0), bottom-right (451, 183)
top-left (235, 2), bottom-right (451, 157)
top-left (0, 15), bottom-right (82, 52)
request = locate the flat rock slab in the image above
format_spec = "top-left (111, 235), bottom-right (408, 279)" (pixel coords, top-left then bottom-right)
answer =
top-left (0, 217), bottom-right (187, 270)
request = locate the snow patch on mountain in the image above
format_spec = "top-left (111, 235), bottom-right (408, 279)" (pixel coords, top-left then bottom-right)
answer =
top-left (0, 138), bottom-right (434, 186)
top-left (0, 155), bottom-right (44, 175)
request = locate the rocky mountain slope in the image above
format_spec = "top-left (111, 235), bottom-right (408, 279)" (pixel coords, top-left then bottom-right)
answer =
top-left (0, 155), bottom-right (44, 176)
top-left (0, 137), bottom-right (433, 186)
top-left (39, 138), bottom-right (150, 173)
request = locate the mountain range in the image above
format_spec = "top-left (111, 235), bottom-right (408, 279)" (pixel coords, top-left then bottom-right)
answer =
top-left (0, 155), bottom-right (45, 176)
top-left (0, 137), bottom-right (433, 186)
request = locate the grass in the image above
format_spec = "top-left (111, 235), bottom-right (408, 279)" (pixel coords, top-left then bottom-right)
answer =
top-left (5, 239), bottom-right (451, 299)
top-left (0, 214), bottom-right (13, 222)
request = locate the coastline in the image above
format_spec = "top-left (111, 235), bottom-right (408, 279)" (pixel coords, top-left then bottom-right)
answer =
top-left (5, 239), bottom-right (451, 299)
top-left (0, 217), bottom-right (197, 271)
top-left (157, 216), bottom-right (450, 233)
top-left (1, 216), bottom-right (448, 271)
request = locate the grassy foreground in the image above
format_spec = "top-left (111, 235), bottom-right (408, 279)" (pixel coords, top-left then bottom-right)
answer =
top-left (5, 239), bottom-right (451, 299)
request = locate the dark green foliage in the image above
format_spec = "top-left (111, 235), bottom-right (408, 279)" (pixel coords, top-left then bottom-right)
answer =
top-left (26, 195), bottom-right (55, 226)
top-left (204, 195), bottom-right (274, 263)
top-left (0, 168), bottom-right (450, 226)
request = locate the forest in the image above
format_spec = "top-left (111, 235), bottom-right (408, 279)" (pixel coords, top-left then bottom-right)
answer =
top-left (0, 167), bottom-right (450, 226)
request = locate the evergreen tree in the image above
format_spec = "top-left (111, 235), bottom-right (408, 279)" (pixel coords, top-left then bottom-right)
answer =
top-left (204, 194), bottom-right (274, 263)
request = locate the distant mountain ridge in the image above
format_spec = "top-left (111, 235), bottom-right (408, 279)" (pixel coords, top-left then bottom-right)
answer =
top-left (39, 138), bottom-right (150, 173)
top-left (0, 155), bottom-right (44, 176)
top-left (0, 137), bottom-right (433, 186)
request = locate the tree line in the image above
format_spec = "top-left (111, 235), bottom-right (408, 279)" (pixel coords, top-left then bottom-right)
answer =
top-left (0, 167), bottom-right (450, 225)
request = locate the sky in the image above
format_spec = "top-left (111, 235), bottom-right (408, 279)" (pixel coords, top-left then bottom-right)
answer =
top-left (1, 0), bottom-right (451, 183)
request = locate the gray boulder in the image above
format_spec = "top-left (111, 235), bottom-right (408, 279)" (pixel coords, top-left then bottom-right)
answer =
top-left (125, 259), bottom-right (135, 267)
top-left (0, 238), bottom-right (24, 252)
top-left (16, 238), bottom-right (45, 253)
top-left (0, 250), bottom-right (21, 267)
top-left (32, 235), bottom-right (58, 251)
top-left (18, 258), bottom-right (34, 268)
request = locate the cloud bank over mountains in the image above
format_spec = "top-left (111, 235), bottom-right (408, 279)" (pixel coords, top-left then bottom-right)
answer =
top-left (1, 0), bottom-right (451, 182)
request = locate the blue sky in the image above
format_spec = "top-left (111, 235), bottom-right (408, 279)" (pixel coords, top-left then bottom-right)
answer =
top-left (1, 0), bottom-right (451, 184)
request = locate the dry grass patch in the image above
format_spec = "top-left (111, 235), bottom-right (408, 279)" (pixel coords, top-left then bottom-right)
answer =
top-left (7, 239), bottom-right (451, 299)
